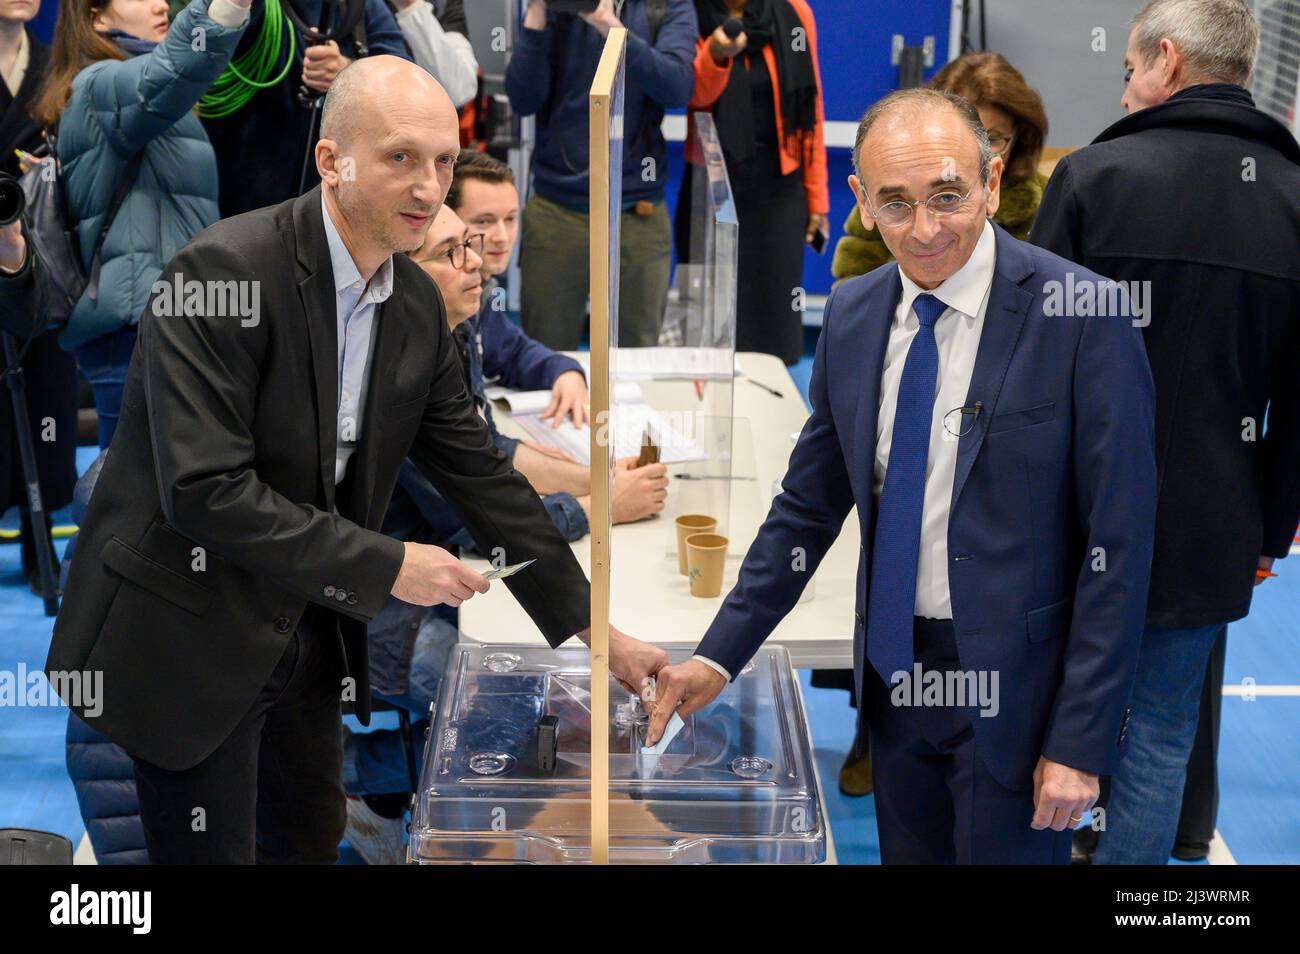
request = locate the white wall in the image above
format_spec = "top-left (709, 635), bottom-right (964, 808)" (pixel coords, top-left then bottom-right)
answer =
top-left (973, 0), bottom-right (1143, 148)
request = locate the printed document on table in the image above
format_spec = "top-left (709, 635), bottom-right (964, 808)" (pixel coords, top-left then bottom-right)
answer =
top-left (514, 403), bottom-right (706, 465)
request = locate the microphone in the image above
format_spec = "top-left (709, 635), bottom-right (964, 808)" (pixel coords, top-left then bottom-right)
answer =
top-left (723, 17), bottom-right (743, 39)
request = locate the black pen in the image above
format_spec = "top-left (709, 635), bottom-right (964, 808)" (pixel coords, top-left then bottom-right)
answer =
top-left (749, 378), bottom-right (784, 398)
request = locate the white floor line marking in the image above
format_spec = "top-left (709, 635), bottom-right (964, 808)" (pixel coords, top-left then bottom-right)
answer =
top-left (1220, 685), bottom-right (1300, 697)
top-left (73, 831), bottom-right (97, 865)
top-left (1208, 829), bottom-right (1237, 865)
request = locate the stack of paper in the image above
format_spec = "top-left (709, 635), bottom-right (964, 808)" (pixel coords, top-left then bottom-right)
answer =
top-left (514, 403), bottom-right (705, 465)
top-left (484, 380), bottom-right (642, 412)
top-left (574, 348), bottom-right (746, 381)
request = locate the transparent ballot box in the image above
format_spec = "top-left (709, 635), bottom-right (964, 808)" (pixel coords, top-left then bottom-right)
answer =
top-left (410, 643), bottom-right (825, 864)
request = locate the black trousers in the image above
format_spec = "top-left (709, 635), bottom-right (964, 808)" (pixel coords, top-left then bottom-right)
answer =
top-left (864, 617), bottom-right (1072, 865)
top-left (674, 154), bottom-right (807, 366)
top-left (131, 604), bottom-right (349, 864)
top-left (1175, 626), bottom-right (1226, 845)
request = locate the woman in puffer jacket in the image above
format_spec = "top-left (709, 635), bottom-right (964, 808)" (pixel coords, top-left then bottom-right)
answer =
top-left (29, 0), bottom-right (251, 448)
top-left (831, 52), bottom-right (1050, 284)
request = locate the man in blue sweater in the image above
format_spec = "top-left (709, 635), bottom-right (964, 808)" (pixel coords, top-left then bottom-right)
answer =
top-left (505, 0), bottom-right (697, 350)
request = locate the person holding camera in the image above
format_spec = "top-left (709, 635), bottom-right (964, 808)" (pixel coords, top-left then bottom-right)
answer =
top-left (0, 0), bottom-right (78, 597)
top-left (678, 0), bottom-right (827, 366)
top-left (505, 0), bottom-right (697, 351)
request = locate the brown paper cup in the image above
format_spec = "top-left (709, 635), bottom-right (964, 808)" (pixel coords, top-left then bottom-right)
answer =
top-left (685, 533), bottom-right (728, 598)
top-left (675, 514), bottom-right (717, 575)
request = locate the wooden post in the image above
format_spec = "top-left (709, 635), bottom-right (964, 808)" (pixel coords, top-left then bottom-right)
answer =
top-left (588, 26), bottom-right (626, 867)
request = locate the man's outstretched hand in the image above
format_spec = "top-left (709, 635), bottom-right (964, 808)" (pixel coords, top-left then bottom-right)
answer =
top-left (645, 659), bottom-right (726, 746)
top-left (390, 541), bottom-right (490, 607)
top-left (576, 624), bottom-right (668, 693)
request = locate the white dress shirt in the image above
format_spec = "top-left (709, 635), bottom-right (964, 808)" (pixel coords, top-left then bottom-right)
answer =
top-left (877, 217), bottom-right (996, 619)
top-left (694, 219), bottom-right (997, 682)
top-left (320, 193), bottom-right (395, 487)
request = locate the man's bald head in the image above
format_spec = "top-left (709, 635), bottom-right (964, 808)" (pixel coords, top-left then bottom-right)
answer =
top-left (315, 55), bottom-right (463, 275)
top-left (320, 55), bottom-right (457, 150)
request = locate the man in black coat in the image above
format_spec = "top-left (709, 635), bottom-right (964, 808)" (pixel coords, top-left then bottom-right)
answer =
top-left (1030, 0), bottom-right (1300, 865)
top-left (30, 56), bottom-right (666, 863)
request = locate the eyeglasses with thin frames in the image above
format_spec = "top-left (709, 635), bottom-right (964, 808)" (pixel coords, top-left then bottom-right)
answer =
top-left (858, 184), bottom-right (978, 228)
top-left (987, 131), bottom-right (1015, 157)
top-left (417, 232), bottom-right (484, 270)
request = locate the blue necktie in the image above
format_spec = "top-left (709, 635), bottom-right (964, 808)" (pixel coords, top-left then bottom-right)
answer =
top-left (866, 293), bottom-right (947, 686)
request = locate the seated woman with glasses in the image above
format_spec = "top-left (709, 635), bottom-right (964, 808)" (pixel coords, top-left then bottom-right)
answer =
top-left (831, 52), bottom-right (1050, 283)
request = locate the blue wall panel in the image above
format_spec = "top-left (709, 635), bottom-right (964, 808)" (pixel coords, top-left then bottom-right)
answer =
top-left (31, 0), bottom-right (57, 43)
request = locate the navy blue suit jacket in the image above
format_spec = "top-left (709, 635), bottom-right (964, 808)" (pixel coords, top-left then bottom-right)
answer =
top-left (696, 225), bottom-right (1158, 789)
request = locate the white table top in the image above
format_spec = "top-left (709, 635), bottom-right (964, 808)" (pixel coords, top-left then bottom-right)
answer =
top-left (460, 352), bottom-right (858, 669)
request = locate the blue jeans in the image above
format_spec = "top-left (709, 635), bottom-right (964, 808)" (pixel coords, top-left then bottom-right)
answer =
top-left (73, 325), bottom-right (138, 449)
top-left (1093, 623), bottom-right (1223, 865)
top-left (342, 612), bottom-right (459, 795)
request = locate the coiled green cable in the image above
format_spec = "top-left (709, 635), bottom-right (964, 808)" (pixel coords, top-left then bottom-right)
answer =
top-left (198, 0), bottom-right (298, 119)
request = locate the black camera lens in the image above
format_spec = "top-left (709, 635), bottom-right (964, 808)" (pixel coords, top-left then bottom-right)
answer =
top-left (0, 174), bottom-right (25, 227)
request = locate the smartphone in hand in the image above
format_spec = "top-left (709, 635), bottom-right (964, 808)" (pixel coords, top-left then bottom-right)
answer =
top-left (549, 0), bottom-right (600, 13)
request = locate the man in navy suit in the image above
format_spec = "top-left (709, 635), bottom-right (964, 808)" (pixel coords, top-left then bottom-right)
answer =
top-left (646, 88), bottom-right (1158, 864)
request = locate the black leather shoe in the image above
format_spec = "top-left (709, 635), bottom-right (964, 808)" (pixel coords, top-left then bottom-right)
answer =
top-left (1072, 825), bottom-right (1099, 865)
top-left (1172, 840), bottom-right (1210, 862)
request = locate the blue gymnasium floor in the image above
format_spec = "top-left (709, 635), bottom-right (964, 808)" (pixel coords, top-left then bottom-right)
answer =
top-left (2, 357), bottom-right (1297, 864)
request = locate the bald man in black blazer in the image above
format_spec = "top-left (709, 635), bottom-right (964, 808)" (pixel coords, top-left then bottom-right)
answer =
top-left (39, 56), bottom-right (666, 863)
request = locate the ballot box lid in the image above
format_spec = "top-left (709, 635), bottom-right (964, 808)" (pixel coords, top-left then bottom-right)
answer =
top-left (410, 643), bottom-right (825, 864)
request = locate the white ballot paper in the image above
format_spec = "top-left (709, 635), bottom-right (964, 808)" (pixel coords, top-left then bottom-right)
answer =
top-left (481, 559), bottom-right (536, 581)
top-left (484, 380), bottom-right (642, 412)
top-left (640, 712), bottom-right (686, 756)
